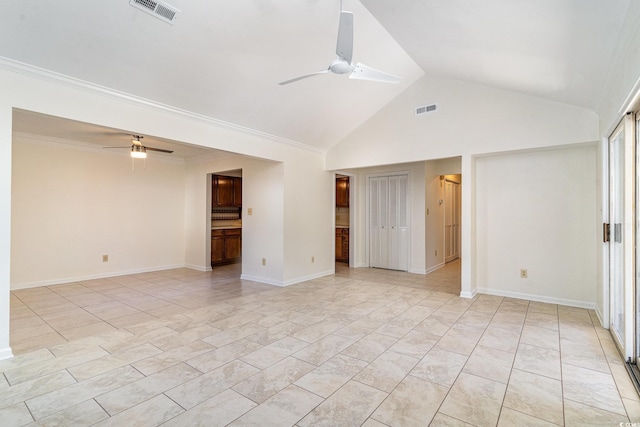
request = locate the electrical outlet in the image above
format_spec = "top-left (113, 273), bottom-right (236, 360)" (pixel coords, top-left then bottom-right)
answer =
top-left (248, 208), bottom-right (253, 216)
top-left (311, 256), bottom-right (315, 263)
top-left (102, 254), bottom-right (109, 262)
top-left (520, 269), bottom-right (528, 279)
top-left (262, 258), bottom-right (266, 266)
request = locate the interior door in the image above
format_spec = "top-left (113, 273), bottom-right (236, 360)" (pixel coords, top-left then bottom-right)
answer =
top-left (609, 113), bottom-right (635, 360)
top-left (369, 174), bottom-right (408, 271)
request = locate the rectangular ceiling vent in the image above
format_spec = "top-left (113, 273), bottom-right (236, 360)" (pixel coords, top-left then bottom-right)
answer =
top-left (129, 0), bottom-right (180, 24)
top-left (415, 104), bottom-right (437, 115)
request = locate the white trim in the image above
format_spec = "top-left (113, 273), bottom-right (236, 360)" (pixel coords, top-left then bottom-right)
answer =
top-left (459, 289), bottom-right (477, 299)
top-left (185, 264), bottom-right (211, 272)
top-left (240, 270), bottom-right (333, 287)
top-left (0, 347), bottom-right (14, 361)
top-left (477, 287), bottom-right (596, 309)
top-left (10, 264), bottom-right (186, 290)
top-left (408, 268), bottom-right (428, 275)
top-left (0, 56), bottom-right (325, 155)
top-left (424, 262), bottom-right (446, 275)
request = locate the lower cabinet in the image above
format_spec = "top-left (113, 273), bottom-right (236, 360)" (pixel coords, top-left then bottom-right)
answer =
top-left (335, 228), bottom-right (349, 263)
top-left (211, 228), bottom-right (242, 266)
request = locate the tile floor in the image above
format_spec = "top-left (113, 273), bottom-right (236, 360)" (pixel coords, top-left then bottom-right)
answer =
top-left (2, 260), bottom-right (639, 426)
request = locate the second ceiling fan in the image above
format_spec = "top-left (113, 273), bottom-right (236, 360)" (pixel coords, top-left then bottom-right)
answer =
top-left (278, 8), bottom-right (401, 86)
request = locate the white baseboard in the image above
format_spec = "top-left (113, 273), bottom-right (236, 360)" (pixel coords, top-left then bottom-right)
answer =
top-left (425, 262), bottom-right (445, 275)
top-left (476, 287), bottom-right (596, 309)
top-left (11, 264), bottom-right (186, 290)
top-left (241, 270), bottom-right (334, 287)
top-left (0, 347), bottom-right (14, 361)
top-left (185, 264), bottom-right (211, 272)
top-left (459, 289), bottom-right (477, 299)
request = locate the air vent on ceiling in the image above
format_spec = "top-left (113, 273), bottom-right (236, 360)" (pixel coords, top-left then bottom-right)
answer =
top-left (129, 0), bottom-right (180, 24)
top-left (415, 104), bottom-right (437, 115)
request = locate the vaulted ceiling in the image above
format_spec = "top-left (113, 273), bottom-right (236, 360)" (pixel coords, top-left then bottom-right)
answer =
top-left (1, 0), bottom-right (636, 153)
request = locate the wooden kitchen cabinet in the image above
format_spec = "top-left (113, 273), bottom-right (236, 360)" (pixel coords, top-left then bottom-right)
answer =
top-left (336, 177), bottom-right (349, 208)
top-left (211, 228), bottom-right (242, 266)
top-left (212, 175), bottom-right (242, 207)
top-left (335, 228), bottom-right (349, 263)
top-left (211, 230), bottom-right (225, 264)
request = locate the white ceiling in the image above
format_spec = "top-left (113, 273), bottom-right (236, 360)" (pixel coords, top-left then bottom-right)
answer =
top-left (1, 0), bottom-right (636, 154)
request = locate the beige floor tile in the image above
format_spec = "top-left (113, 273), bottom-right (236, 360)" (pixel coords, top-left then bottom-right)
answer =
top-left (5, 263), bottom-right (636, 426)
top-left (463, 345), bottom-right (515, 384)
top-left (58, 321), bottom-right (118, 341)
top-left (298, 380), bottom-right (388, 427)
top-left (4, 346), bottom-right (109, 385)
top-left (503, 368), bottom-right (563, 425)
top-left (410, 347), bottom-right (468, 387)
top-left (162, 389), bottom-right (256, 427)
top-left (0, 369), bottom-right (76, 410)
top-left (340, 332), bottom-right (398, 362)
top-left (497, 407), bottom-right (558, 426)
top-left (623, 397), bottom-right (640, 421)
top-left (294, 353), bottom-right (367, 398)
top-left (513, 342), bottom-right (561, 380)
top-left (435, 324), bottom-right (483, 356)
top-left (231, 357), bottom-right (315, 404)
top-left (388, 329), bottom-right (438, 359)
top-left (26, 365), bottom-right (144, 420)
top-left (167, 359), bottom-right (260, 410)
top-left (562, 363), bottom-right (627, 416)
top-left (439, 372), bottom-right (506, 427)
top-left (95, 362), bottom-right (202, 415)
top-left (229, 384), bottom-right (322, 426)
top-left (371, 374), bottom-right (448, 426)
top-left (132, 340), bottom-right (214, 376)
top-left (292, 333), bottom-right (356, 365)
top-left (563, 398), bottom-right (629, 425)
top-left (429, 412), bottom-right (475, 426)
top-left (0, 402), bottom-right (33, 425)
top-left (353, 350), bottom-right (419, 392)
top-left (519, 324), bottom-right (560, 350)
top-left (240, 336), bottom-right (308, 369)
top-left (67, 343), bottom-right (162, 381)
top-left (29, 399), bottom-right (109, 426)
top-left (91, 394), bottom-right (184, 427)
top-left (478, 325), bottom-right (521, 353)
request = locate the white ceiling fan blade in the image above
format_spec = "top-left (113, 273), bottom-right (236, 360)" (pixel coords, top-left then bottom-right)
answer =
top-left (336, 11), bottom-right (353, 64)
top-left (278, 69), bottom-right (329, 85)
top-left (350, 63), bottom-right (401, 84)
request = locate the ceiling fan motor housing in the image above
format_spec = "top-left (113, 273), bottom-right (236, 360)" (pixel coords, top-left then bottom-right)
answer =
top-left (330, 58), bottom-right (354, 74)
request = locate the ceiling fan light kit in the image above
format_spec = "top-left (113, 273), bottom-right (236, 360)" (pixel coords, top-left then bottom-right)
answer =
top-left (130, 145), bottom-right (147, 159)
top-left (278, 10), bottom-right (401, 86)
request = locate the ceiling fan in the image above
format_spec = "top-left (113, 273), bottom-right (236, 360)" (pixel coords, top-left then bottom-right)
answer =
top-left (103, 135), bottom-right (173, 159)
top-left (278, 8), bottom-right (401, 85)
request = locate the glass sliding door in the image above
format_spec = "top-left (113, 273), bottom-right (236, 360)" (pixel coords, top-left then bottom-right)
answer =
top-left (609, 113), bottom-right (636, 360)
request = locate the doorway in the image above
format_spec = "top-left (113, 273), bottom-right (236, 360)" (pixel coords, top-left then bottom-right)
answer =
top-left (444, 176), bottom-right (461, 263)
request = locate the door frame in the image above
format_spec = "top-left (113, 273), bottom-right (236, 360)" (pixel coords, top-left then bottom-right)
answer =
top-left (334, 171), bottom-right (357, 268)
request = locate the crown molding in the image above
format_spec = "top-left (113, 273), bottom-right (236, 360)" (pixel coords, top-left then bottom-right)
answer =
top-left (0, 57), bottom-right (327, 155)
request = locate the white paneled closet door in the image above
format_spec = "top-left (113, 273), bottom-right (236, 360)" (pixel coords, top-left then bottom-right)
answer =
top-left (369, 174), bottom-right (409, 271)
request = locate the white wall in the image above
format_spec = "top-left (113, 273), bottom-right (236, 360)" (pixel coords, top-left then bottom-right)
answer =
top-left (184, 154), bottom-right (287, 284)
top-left (11, 134), bottom-right (187, 287)
top-left (326, 75), bottom-right (599, 170)
top-left (0, 105), bottom-right (12, 359)
top-left (475, 145), bottom-right (597, 307)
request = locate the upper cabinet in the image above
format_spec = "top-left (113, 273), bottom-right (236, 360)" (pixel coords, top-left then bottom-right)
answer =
top-left (336, 177), bottom-right (349, 208)
top-left (213, 175), bottom-right (242, 207)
